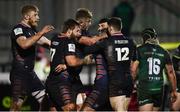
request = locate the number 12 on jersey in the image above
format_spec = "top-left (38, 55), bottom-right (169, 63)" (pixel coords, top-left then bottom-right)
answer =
top-left (115, 47), bottom-right (129, 61)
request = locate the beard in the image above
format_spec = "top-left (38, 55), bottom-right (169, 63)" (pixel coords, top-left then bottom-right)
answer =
top-left (99, 28), bottom-right (111, 37)
top-left (28, 19), bottom-right (38, 27)
top-left (70, 33), bottom-right (80, 42)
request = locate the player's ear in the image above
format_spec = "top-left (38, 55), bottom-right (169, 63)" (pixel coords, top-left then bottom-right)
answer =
top-left (67, 29), bottom-right (72, 35)
top-left (24, 14), bottom-right (30, 20)
top-left (108, 26), bottom-right (113, 33)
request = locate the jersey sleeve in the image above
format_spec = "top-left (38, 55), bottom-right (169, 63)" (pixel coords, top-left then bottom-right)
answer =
top-left (83, 39), bottom-right (105, 55)
top-left (12, 26), bottom-right (25, 40)
top-left (64, 39), bottom-right (76, 56)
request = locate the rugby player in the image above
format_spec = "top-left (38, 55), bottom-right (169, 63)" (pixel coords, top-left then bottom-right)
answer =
top-left (84, 17), bottom-right (136, 111)
top-left (131, 28), bottom-right (177, 111)
top-left (46, 19), bottom-right (91, 111)
top-left (10, 5), bottom-right (54, 111)
top-left (81, 18), bottom-right (109, 111)
top-left (75, 8), bottom-right (110, 111)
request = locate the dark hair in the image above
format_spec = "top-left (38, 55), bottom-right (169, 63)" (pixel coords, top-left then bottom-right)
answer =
top-left (141, 28), bottom-right (157, 41)
top-left (21, 5), bottom-right (38, 16)
top-left (107, 17), bottom-right (122, 31)
top-left (62, 19), bottom-right (79, 33)
top-left (75, 8), bottom-right (92, 20)
top-left (99, 18), bottom-right (109, 24)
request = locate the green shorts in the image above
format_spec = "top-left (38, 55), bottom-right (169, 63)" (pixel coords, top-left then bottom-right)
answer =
top-left (137, 88), bottom-right (162, 107)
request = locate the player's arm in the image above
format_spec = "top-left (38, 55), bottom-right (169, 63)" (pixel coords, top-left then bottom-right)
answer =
top-left (65, 55), bottom-right (83, 67)
top-left (83, 40), bottom-right (105, 55)
top-left (37, 36), bottom-right (51, 48)
top-left (131, 60), bottom-right (139, 80)
top-left (165, 51), bottom-right (177, 103)
top-left (65, 55), bottom-right (92, 67)
top-left (55, 64), bottom-right (67, 73)
top-left (64, 40), bottom-right (92, 67)
top-left (165, 64), bottom-right (177, 103)
top-left (16, 25), bottom-right (54, 49)
top-left (131, 44), bottom-right (139, 80)
top-left (79, 34), bottom-right (107, 46)
top-left (55, 55), bottom-right (92, 72)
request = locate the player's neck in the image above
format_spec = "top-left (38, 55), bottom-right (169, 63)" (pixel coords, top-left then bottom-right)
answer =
top-left (111, 31), bottom-right (122, 36)
top-left (60, 33), bottom-right (70, 38)
top-left (20, 20), bottom-right (31, 28)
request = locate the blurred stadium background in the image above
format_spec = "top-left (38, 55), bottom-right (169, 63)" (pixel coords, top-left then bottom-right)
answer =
top-left (0, 0), bottom-right (179, 110)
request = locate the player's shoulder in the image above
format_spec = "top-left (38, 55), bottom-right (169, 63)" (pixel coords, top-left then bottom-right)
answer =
top-left (136, 44), bottom-right (144, 49)
top-left (155, 44), bottom-right (169, 53)
top-left (12, 23), bottom-right (27, 35)
top-left (12, 23), bottom-right (27, 30)
top-left (51, 34), bottom-right (68, 41)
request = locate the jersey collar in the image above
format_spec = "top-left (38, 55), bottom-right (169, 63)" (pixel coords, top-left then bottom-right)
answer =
top-left (111, 32), bottom-right (123, 37)
top-left (58, 33), bottom-right (68, 38)
top-left (19, 21), bottom-right (31, 28)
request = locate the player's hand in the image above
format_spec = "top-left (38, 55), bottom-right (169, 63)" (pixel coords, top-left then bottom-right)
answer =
top-left (170, 91), bottom-right (177, 103)
top-left (83, 54), bottom-right (94, 65)
top-left (55, 64), bottom-right (67, 73)
top-left (90, 38), bottom-right (97, 44)
top-left (41, 25), bottom-right (54, 34)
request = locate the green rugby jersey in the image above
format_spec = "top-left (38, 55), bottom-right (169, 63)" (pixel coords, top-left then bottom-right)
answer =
top-left (136, 43), bottom-right (172, 92)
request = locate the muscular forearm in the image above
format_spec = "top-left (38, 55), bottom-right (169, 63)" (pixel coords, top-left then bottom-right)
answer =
top-left (168, 72), bottom-right (177, 92)
top-left (66, 57), bottom-right (83, 67)
top-left (166, 65), bottom-right (177, 92)
top-left (79, 36), bottom-right (94, 46)
top-left (38, 36), bottom-right (51, 46)
top-left (23, 31), bottom-right (44, 49)
top-left (66, 55), bottom-right (92, 67)
top-left (93, 35), bottom-right (105, 42)
top-left (79, 35), bottom-right (106, 46)
top-left (70, 59), bottom-right (83, 67)
top-left (130, 61), bottom-right (139, 80)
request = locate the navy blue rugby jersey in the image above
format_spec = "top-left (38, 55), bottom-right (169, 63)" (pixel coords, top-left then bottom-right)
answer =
top-left (84, 33), bottom-right (136, 81)
top-left (10, 23), bottom-right (37, 70)
top-left (49, 35), bottom-right (76, 75)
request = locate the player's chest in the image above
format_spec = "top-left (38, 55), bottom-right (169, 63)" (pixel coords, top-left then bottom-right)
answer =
top-left (24, 29), bottom-right (36, 38)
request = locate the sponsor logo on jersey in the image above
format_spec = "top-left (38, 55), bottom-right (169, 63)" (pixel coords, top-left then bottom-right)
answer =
top-left (68, 44), bottom-right (75, 52)
top-left (14, 28), bottom-right (23, 35)
top-left (52, 41), bottom-right (59, 46)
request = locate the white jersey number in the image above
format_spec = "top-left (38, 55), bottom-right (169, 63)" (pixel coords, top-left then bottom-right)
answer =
top-left (50, 48), bottom-right (56, 62)
top-left (115, 47), bottom-right (129, 61)
top-left (147, 57), bottom-right (161, 75)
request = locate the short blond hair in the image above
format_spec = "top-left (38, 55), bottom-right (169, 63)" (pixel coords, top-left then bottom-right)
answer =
top-left (75, 8), bottom-right (92, 20)
top-left (21, 5), bottom-right (38, 16)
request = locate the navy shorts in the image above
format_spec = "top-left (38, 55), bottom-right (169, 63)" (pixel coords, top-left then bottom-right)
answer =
top-left (10, 65), bottom-right (44, 101)
top-left (85, 74), bottom-right (109, 110)
top-left (109, 75), bottom-right (133, 97)
top-left (46, 71), bottom-right (83, 110)
top-left (84, 54), bottom-right (109, 110)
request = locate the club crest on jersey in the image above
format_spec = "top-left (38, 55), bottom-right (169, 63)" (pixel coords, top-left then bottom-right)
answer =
top-left (68, 44), bottom-right (75, 52)
top-left (14, 28), bottom-right (23, 35)
top-left (52, 41), bottom-right (59, 46)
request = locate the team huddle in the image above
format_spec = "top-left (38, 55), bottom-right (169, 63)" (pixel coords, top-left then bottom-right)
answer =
top-left (9, 4), bottom-right (179, 111)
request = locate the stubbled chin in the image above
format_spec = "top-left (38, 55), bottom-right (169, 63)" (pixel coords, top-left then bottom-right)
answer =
top-left (32, 23), bottom-right (38, 27)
